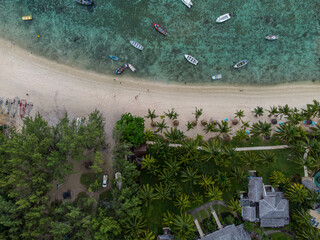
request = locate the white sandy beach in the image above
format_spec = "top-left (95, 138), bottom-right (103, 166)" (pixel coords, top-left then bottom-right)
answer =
top-left (1, 37), bottom-right (320, 141)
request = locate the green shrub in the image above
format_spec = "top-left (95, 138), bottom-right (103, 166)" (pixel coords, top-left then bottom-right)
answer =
top-left (80, 173), bottom-right (103, 192)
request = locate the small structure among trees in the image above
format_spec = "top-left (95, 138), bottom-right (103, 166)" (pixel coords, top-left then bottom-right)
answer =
top-left (240, 176), bottom-right (289, 228)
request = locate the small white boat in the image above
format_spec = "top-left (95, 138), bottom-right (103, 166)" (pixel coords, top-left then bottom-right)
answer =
top-left (130, 41), bottom-right (144, 50)
top-left (184, 55), bottom-right (198, 65)
top-left (265, 35), bottom-right (279, 40)
top-left (182, 0), bottom-right (193, 8)
top-left (234, 60), bottom-right (248, 69)
top-left (216, 13), bottom-right (231, 23)
top-left (128, 63), bottom-right (136, 72)
top-left (212, 74), bottom-right (222, 80)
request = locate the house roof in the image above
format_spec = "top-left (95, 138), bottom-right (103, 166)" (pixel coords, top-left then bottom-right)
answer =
top-left (200, 224), bottom-right (250, 240)
top-left (248, 177), bottom-right (263, 202)
top-left (158, 235), bottom-right (174, 240)
top-left (242, 206), bottom-right (257, 222)
top-left (260, 218), bottom-right (287, 228)
top-left (302, 178), bottom-right (320, 192)
top-left (259, 197), bottom-right (289, 220)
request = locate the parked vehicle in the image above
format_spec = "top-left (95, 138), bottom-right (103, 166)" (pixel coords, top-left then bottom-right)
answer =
top-left (102, 174), bottom-right (108, 188)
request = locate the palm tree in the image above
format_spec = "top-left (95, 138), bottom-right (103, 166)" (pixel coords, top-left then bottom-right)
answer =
top-left (159, 169), bottom-right (174, 183)
top-left (227, 198), bottom-right (242, 216)
top-left (216, 120), bottom-right (231, 137)
top-left (123, 216), bottom-right (147, 238)
top-left (164, 108), bottom-right (179, 120)
top-left (139, 184), bottom-right (158, 206)
top-left (201, 139), bottom-right (222, 163)
top-left (229, 167), bottom-right (248, 185)
top-left (154, 182), bottom-right (172, 200)
top-left (148, 139), bottom-right (170, 160)
top-left (141, 154), bottom-right (158, 172)
top-left (191, 192), bottom-right (204, 205)
top-left (205, 184), bottom-right (223, 201)
top-left (278, 104), bottom-right (291, 119)
top-left (145, 109), bottom-right (158, 123)
top-left (173, 213), bottom-right (195, 240)
top-left (275, 123), bottom-right (307, 144)
top-left (234, 109), bottom-right (245, 120)
top-left (250, 121), bottom-right (272, 139)
top-left (269, 171), bottom-right (290, 189)
top-left (181, 166), bottom-right (199, 185)
top-left (252, 106), bottom-right (264, 117)
top-left (180, 138), bottom-right (200, 163)
top-left (156, 120), bottom-right (169, 133)
top-left (144, 129), bottom-right (155, 141)
top-left (193, 107), bottom-right (203, 122)
top-left (174, 194), bottom-right (191, 212)
top-left (233, 129), bottom-right (249, 141)
top-left (164, 128), bottom-right (186, 143)
top-left (165, 158), bottom-right (181, 177)
top-left (214, 155), bottom-right (231, 168)
top-left (259, 151), bottom-right (276, 165)
top-left (310, 124), bottom-right (320, 137)
top-left (240, 120), bottom-right (250, 129)
top-left (240, 151), bottom-right (260, 169)
top-left (215, 171), bottom-right (231, 191)
top-left (285, 112), bottom-right (304, 125)
top-left (285, 183), bottom-right (309, 205)
top-left (140, 230), bottom-right (155, 240)
top-left (198, 175), bottom-right (214, 189)
top-left (266, 106), bottom-right (278, 117)
top-left (186, 121), bottom-right (194, 131)
top-left (203, 122), bottom-right (218, 134)
top-left (162, 210), bottom-right (175, 227)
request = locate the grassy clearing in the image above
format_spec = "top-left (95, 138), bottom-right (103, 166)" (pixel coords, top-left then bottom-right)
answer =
top-left (268, 232), bottom-right (293, 240)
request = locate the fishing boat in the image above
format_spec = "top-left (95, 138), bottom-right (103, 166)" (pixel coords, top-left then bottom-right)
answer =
top-left (22, 15), bottom-right (32, 21)
top-left (184, 55), bottom-right (198, 65)
top-left (212, 74), bottom-right (222, 80)
top-left (234, 60), bottom-right (248, 69)
top-left (115, 64), bottom-right (128, 75)
top-left (109, 55), bottom-right (119, 61)
top-left (153, 23), bottom-right (168, 36)
top-left (75, 0), bottom-right (93, 5)
top-left (265, 35), bottom-right (279, 40)
top-left (128, 63), bottom-right (136, 72)
top-left (216, 13), bottom-right (231, 23)
top-left (182, 0), bottom-right (193, 8)
top-left (130, 41), bottom-right (144, 50)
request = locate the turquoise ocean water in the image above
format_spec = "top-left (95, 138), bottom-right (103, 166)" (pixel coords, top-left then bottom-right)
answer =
top-left (0, 0), bottom-right (319, 84)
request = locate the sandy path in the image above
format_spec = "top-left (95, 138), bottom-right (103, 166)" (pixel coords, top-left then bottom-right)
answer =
top-left (1, 37), bottom-right (320, 158)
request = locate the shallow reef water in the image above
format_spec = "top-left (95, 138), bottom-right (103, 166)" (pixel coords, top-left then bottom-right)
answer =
top-left (0, 0), bottom-right (319, 84)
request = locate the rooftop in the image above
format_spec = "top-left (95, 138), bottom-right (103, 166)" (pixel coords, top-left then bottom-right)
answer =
top-left (200, 224), bottom-right (250, 240)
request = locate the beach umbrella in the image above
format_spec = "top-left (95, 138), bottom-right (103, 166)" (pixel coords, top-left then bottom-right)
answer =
top-left (271, 119), bottom-right (277, 125)
top-left (232, 119), bottom-right (238, 125)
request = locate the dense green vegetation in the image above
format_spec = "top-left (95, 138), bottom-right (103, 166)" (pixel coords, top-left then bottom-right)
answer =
top-left (1, 101), bottom-right (320, 239)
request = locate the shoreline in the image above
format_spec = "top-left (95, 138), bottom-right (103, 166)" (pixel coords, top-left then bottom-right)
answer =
top-left (1, 36), bottom-right (320, 141)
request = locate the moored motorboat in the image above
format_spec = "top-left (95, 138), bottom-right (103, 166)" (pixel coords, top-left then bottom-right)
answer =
top-left (265, 35), bottom-right (279, 40)
top-left (22, 15), bottom-right (32, 21)
top-left (75, 0), bottom-right (93, 5)
top-left (130, 41), bottom-right (144, 50)
top-left (184, 55), bottom-right (198, 65)
top-left (109, 55), bottom-right (119, 61)
top-left (153, 23), bottom-right (168, 36)
top-left (182, 0), bottom-right (193, 8)
top-left (212, 74), bottom-right (222, 80)
top-left (128, 63), bottom-right (136, 72)
top-left (116, 64), bottom-right (128, 74)
top-left (216, 13), bottom-right (231, 23)
top-left (234, 60), bottom-right (248, 69)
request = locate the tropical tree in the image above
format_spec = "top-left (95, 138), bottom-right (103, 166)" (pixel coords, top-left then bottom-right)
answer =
top-left (180, 138), bottom-right (200, 164)
top-left (165, 158), bottom-right (181, 177)
top-left (216, 120), bottom-right (231, 138)
top-left (275, 123), bottom-right (307, 144)
top-left (145, 109), bottom-right (158, 122)
top-left (191, 192), bottom-right (204, 206)
top-left (172, 213), bottom-right (195, 240)
top-left (164, 108), bottom-right (179, 120)
top-left (186, 121), bottom-right (194, 131)
top-left (201, 139), bottom-right (222, 163)
top-left (252, 106), bottom-right (264, 117)
top-left (89, 151), bottom-right (103, 173)
top-left (215, 171), bottom-right (231, 191)
top-left (198, 175), bottom-right (214, 189)
top-left (122, 216), bottom-right (147, 239)
top-left (164, 128), bottom-right (186, 143)
top-left (141, 154), bottom-right (157, 172)
top-left (174, 194), bottom-right (191, 212)
top-left (214, 155), bottom-right (231, 168)
top-left (234, 109), bottom-right (245, 120)
top-left (269, 171), bottom-right (290, 189)
top-left (278, 104), bottom-right (292, 119)
top-left (259, 151), bottom-right (276, 165)
top-left (193, 107), bottom-right (203, 122)
top-left (203, 122), bottom-right (217, 134)
top-left (144, 129), bottom-right (155, 141)
top-left (205, 184), bottom-right (223, 201)
top-left (154, 183), bottom-right (172, 200)
top-left (229, 167), bottom-right (248, 186)
top-left (250, 121), bottom-right (272, 139)
top-left (266, 106), bottom-right (278, 117)
top-left (139, 184), bottom-right (158, 206)
top-left (140, 230), bottom-right (156, 240)
top-left (156, 120), bottom-right (169, 133)
top-left (162, 211), bottom-right (175, 228)
top-left (240, 151), bottom-right (260, 169)
top-left (227, 198), bottom-right (242, 216)
top-left (233, 129), bottom-right (249, 141)
top-left (285, 183), bottom-right (309, 205)
top-left (159, 169), bottom-right (174, 183)
top-left (285, 112), bottom-right (304, 125)
top-left (181, 166), bottom-right (199, 185)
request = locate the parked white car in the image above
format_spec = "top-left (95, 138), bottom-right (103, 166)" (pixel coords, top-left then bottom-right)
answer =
top-left (102, 174), bottom-right (108, 188)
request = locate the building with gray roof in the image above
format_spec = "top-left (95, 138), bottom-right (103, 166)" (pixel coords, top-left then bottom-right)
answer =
top-left (241, 176), bottom-right (289, 228)
top-left (199, 224), bottom-right (250, 240)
